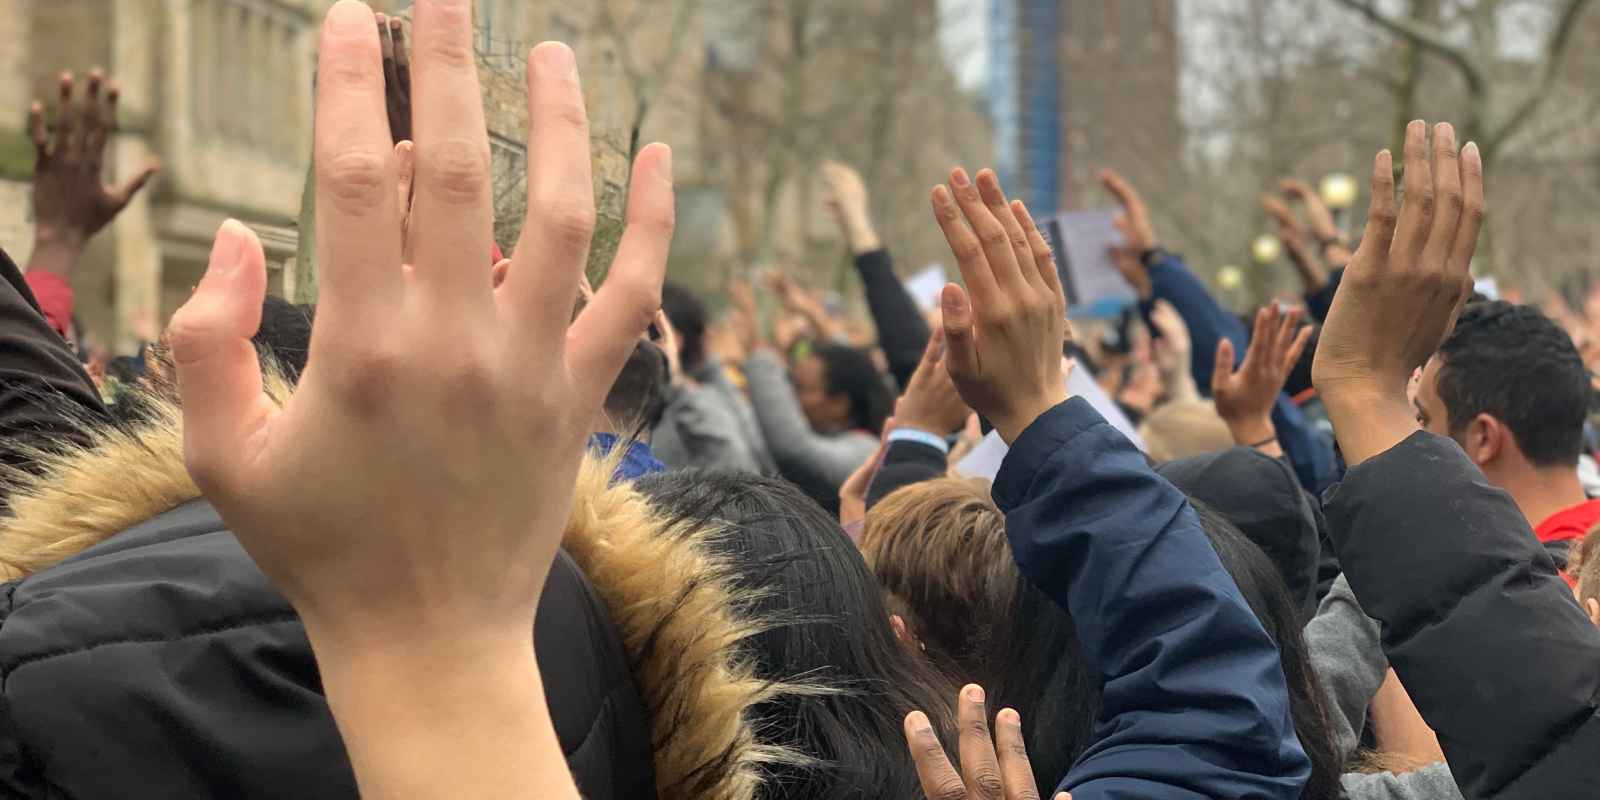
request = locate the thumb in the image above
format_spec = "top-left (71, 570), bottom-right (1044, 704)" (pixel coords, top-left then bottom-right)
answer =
top-left (1212, 338), bottom-right (1235, 394)
top-left (941, 283), bottom-right (979, 384)
top-left (110, 160), bottom-right (161, 208)
top-left (168, 220), bottom-right (271, 494)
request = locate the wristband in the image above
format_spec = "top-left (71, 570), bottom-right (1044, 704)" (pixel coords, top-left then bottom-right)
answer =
top-left (888, 427), bottom-right (951, 454)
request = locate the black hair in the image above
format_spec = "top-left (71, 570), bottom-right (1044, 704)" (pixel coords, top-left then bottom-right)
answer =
top-left (635, 470), bottom-right (956, 800)
top-left (1435, 301), bottom-right (1589, 467)
top-left (660, 282), bottom-right (708, 373)
top-left (813, 343), bottom-right (892, 436)
top-left (255, 297), bottom-right (314, 384)
top-left (603, 340), bottom-right (670, 435)
top-left (1195, 502), bottom-right (1344, 800)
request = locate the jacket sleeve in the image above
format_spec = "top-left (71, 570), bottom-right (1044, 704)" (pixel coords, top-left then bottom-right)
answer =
top-left (993, 397), bottom-right (1310, 800)
top-left (650, 384), bottom-right (763, 474)
top-left (743, 350), bottom-right (878, 489)
top-left (852, 249), bottom-right (930, 390)
top-left (865, 440), bottom-right (947, 509)
top-left (1325, 431), bottom-right (1600, 798)
top-left (1304, 267), bottom-right (1343, 324)
top-left (0, 248), bottom-right (109, 491)
top-left (1341, 764), bottom-right (1463, 800)
top-left (1146, 252), bottom-right (1338, 493)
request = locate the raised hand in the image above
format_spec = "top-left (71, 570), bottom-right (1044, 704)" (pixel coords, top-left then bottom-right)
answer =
top-left (839, 417), bottom-right (895, 528)
top-left (904, 685), bottom-right (1069, 800)
top-left (27, 70), bottom-right (160, 267)
top-left (1263, 192), bottom-right (1329, 293)
top-left (932, 168), bottom-right (1069, 443)
top-left (1099, 169), bottom-right (1158, 253)
top-left (1280, 179), bottom-right (1342, 243)
top-left (895, 328), bottom-right (971, 437)
top-left (1313, 121), bottom-right (1484, 466)
top-left (821, 159), bottom-right (881, 253)
top-left (1212, 305), bottom-right (1311, 454)
top-left (165, 2), bottom-right (673, 796)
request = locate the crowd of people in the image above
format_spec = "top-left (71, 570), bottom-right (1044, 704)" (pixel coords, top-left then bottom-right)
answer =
top-left (1, 1), bottom-right (1598, 798)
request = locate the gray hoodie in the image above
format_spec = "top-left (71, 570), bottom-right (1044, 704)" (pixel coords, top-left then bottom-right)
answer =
top-left (1305, 575), bottom-right (1464, 800)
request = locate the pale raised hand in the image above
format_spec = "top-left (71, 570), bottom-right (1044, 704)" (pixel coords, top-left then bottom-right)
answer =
top-left (1212, 305), bottom-right (1311, 454)
top-left (166, 2), bottom-right (673, 796)
top-left (932, 168), bottom-right (1069, 443)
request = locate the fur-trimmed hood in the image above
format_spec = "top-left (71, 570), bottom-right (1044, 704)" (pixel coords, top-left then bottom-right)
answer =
top-left (0, 389), bottom-right (800, 800)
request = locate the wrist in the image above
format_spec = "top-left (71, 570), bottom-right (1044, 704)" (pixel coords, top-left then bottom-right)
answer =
top-left (843, 214), bottom-right (881, 255)
top-left (1224, 415), bottom-right (1277, 449)
top-left (27, 234), bottom-right (87, 276)
top-left (994, 391), bottom-right (1070, 445)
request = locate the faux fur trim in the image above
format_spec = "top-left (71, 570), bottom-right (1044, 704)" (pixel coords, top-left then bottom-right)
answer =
top-left (0, 384), bottom-right (802, 800)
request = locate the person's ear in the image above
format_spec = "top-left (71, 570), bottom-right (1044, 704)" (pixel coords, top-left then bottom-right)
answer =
top-left (889, 614), bottom-right (926, 653)
top-left (1585, 598), bottom-right (1600, 628)
top-left (1462, 413), bottom-right (1503, 466)
top-left (824, 391), bottom-right (853, 423)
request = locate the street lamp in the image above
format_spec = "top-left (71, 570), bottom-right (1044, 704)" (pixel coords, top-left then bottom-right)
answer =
top-left (1320, 172), bottom-right (1359, 232)
top-left (1251, 234), bottom-right (1283, 266)
top-left (1217, 264), bottom-right (1244, 291)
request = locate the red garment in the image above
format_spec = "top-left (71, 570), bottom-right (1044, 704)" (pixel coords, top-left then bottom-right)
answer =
top-left (1535, 498), bottom-right (1600, 545)
top-left (24, 271), bottom-right (73, 338)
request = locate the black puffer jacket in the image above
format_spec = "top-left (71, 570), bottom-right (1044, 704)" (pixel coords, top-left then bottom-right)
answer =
top-left (0, 497), bottom-right (654, 799)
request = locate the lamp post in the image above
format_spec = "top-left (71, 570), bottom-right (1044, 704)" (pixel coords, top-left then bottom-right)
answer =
top-left (1319, 172), bottom-right (1358, 233)
top-left (1249, 234), bottom-right (1282, 307)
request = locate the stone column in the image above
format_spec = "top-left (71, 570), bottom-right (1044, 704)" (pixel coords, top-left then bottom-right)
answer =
top-left (110, 0), bottom-right (164, 353)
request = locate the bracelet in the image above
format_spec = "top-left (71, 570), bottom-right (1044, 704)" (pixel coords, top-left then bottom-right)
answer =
top-left (1247, 435), bottom-right (1278, 449)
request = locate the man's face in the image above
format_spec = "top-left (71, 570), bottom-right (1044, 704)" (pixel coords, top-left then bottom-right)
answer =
top-left (1413, 355), bottom-right (1454, 439)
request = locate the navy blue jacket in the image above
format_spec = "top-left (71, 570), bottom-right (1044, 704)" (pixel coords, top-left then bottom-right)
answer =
top-left (993, 398), bottom-right (1310, 799)
top-left (1144, 253), bottom-right (1338, 493)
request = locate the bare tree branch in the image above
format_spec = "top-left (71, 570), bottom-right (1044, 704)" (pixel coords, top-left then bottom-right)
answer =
top-left (1486, 0), bottom-right (1594, 156)
top-left (1331, 0), bottom-right (1487, 95)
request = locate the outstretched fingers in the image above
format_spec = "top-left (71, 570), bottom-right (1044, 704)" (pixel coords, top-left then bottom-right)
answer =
top-left (1450, 142), bottom-right (1486, 286)
top-left (906, 711), bottom-right (965, 800)
top-left (941, 283), bottom-right (980, 386)
top-left (1013, 200), bottom-right (1064, 307)
top-left (564, 143), bottom-right (674, 408)
top-left (993, 709), bottom-right (1038, 800)
top-left (1353, 149), bottom-right (1398, 276)
top-left (1419, 123), bottom-right (1462, 278)
top-left (973, 170), bottom-right (1034, 292)
top-left (957, 686), bottom-right (1003, 799)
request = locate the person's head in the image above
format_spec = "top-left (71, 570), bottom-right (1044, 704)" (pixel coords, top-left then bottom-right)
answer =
top-left (660, 282), bottom-right (708, 373)
top-left (601, 340), bottom-right (670, 437)
top-left (635, 470), bottom-right (955, 799)
top-left (1138, 399), bottom-right (1235, 462)
top-left (1195, 502), bottom-right (1343, 800)
top-left (1414, 302), bottom-right (1589, 484)
top-left (859, 476), bottom-right (1098, 791)
top-left (791, 343), bottom-right (892, 435)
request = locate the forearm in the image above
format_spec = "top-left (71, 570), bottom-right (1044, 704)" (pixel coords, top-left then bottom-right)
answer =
top-left (838, 208), bottom-right (882, 255)
top-left (1370, 669), bottom-right (1445, 766)
top-left (25, 236), bottom-right (85, 278)
top-left (313, 628), bottom-right (577, 799)
top-left (853, 248), bottom-right (931, 389)
top-left (1147, 255), bottom-right (1247, 392)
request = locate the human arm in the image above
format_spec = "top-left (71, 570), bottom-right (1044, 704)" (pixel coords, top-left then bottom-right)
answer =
top-left (1149, 300), bottom-right (1199, 403)
top-left (1281, 178), bottom-right (1352, 268)
top-left (823, 161), bottom-right (931, 388)
top-left (25, 70), bottom-right (160, 336)
top-left (1317, 122), bottom-right (1600, 794)
top-left (929, 165), bottom-right (1308, 799)
top-left (166, 6), bottom-right (675, 796)
top-left (743, 349), bottom-right (880, 488)
top-left (1262, 191), bottom-right (1329, 294)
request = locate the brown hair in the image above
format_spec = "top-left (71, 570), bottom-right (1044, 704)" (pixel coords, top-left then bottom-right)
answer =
top-left (858, 477), bottom-right (1018, 677)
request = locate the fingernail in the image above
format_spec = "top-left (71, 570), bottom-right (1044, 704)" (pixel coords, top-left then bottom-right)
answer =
top-left (538, 41), bottom-right (578, 80)
top-left (327, 0), bottom-right (371, 34)
top-left (657, 144), bottom-right (673, 182)
top-left (211, 219), bottom-right (248, 277)
top-left (952, 168), bottom-right (970, 188)
top-left (965, 684), bottom-right (984, 703)
top-left (931, 185), bottom-right (951, 206)
top-left (907, 711), bottom-right (931, 732)
top-left (942, 286), bottom-right (962, 311)
top-left (998, 708), bottom-right (1021, 727)
top-left (1462, 142), bottom-right (1479, 161)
